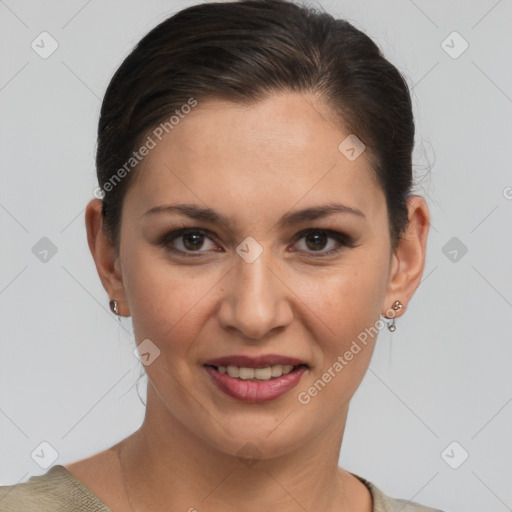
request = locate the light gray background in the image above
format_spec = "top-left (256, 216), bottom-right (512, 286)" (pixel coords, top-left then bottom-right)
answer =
top-left (1, 1), bottom-right (511, 511)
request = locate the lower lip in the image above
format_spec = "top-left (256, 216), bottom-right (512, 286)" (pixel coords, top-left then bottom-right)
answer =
top-left (204, 365), bottom-right (308, 403)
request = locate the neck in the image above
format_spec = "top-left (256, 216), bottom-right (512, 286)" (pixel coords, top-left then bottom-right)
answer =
top-left (117, 386), bottom-right (369, 512)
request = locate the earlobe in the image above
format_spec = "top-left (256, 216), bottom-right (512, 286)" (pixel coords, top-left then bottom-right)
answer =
top-left (382, 195), bottom-right (430, 321)
top-left (84, 199), bottom-right (130, 317)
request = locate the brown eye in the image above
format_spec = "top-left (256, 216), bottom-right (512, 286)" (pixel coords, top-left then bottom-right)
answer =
top-left (293, 229), bottom-right (356, 257)
top-left (304, 232), bottom-right (329, 251)
top-left (181, 232), bottom-right (206, 251)
top-left (160, 228), bottom-right (219, 255)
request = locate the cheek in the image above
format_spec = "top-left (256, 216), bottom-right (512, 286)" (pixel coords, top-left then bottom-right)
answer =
top-left (293, 262), bottom-right (387, 411)
top-left (122, 247), bottom-right (216, 354)
top-left (302, 258), bottom-right (387, 340)
top-left (294, 251), bottom-right (389, 390)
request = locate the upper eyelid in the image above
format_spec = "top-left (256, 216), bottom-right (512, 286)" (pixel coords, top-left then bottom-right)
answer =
top-left (162, 227), bottom-right (353, 251)
top-left (164, 227), bottom-right (346, 240)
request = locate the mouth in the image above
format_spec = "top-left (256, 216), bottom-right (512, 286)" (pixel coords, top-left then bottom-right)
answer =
top-left (203, 355), bottom-right (308, 403)
top-left (205, 363), bottom-right (305, 381)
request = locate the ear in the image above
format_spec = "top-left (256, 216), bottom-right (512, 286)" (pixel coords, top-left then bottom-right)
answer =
top-left (85, 199), bottom-right (130, 317)
top-left (382, 195), bottom-right (430, 319)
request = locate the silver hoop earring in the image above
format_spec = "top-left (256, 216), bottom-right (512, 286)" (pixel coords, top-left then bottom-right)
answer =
top-left (385, 300), bottom-right (403, 332)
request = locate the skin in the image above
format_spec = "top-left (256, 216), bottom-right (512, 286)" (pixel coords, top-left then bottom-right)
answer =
top-left (73, 91), bottom-right (430, 512)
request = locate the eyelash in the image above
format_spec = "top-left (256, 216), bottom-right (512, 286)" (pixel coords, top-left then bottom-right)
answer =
top-left (158, 224), bottom-right (357, 258)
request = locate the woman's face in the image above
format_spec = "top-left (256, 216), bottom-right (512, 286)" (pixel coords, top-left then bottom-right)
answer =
top-left (107, 92), bottom-right (402, 458)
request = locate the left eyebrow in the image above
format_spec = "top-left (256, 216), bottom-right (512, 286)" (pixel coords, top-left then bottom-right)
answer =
top-left (277, 203), bottom-right (365, 228)
top-left (141, 202), bottom-right (365, 229)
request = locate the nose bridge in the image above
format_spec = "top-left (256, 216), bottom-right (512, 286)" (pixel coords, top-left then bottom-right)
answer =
top-left (219, 240), bottom-right (290, 339)
top-left (236, 249), bottom-right (274, 300)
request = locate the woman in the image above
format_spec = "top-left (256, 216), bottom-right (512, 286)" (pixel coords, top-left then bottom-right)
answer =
top-left (0, 0), bottom-right (442, 510)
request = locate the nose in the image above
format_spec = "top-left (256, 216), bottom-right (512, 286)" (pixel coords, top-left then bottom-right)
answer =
top-left (216, 247), bottom-right (293, 341)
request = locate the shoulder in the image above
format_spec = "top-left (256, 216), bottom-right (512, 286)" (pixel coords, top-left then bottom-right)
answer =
top-left (0, 465), bottom-right (112, 512)
top-left (350, 472), bottom-right (448, 512)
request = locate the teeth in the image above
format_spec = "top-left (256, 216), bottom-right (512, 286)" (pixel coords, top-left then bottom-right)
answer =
top-left (215, 364), bottom-right (296, 381)
top-left (254, 367), bottom-right (272, 380)
top-left (271, 365), bottom-right (283, 377)
top-left (226, 366), bottom-right (239, 378)
top-left (237, 367), bottom-right (253, 380)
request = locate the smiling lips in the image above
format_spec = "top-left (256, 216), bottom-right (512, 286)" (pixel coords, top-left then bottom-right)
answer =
top-left (203, 354), bottom-right (308, 403)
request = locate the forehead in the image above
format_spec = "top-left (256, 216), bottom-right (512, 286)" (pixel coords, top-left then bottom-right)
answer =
top-left (124, 92), bottom-right (384, 225)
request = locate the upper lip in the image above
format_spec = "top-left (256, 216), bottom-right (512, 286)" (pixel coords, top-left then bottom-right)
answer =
top-left (204, 354), bottom-right (306, 368)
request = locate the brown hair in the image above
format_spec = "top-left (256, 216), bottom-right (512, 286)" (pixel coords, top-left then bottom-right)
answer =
top-left (96, 0), bottom-right (415, 252)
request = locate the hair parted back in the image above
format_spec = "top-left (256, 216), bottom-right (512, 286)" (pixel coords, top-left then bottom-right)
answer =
top-left (96, 0), bottom-right (415, 252)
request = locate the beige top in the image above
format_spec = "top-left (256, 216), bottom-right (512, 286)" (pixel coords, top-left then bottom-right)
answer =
top-left (0, 465), bottom-right (445, 512)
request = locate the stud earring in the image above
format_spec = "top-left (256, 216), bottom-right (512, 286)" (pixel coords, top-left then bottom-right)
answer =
top-left (384, 300), bottom-right (403, 332)
top-left (109, 299), bottom-right (121, 321)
